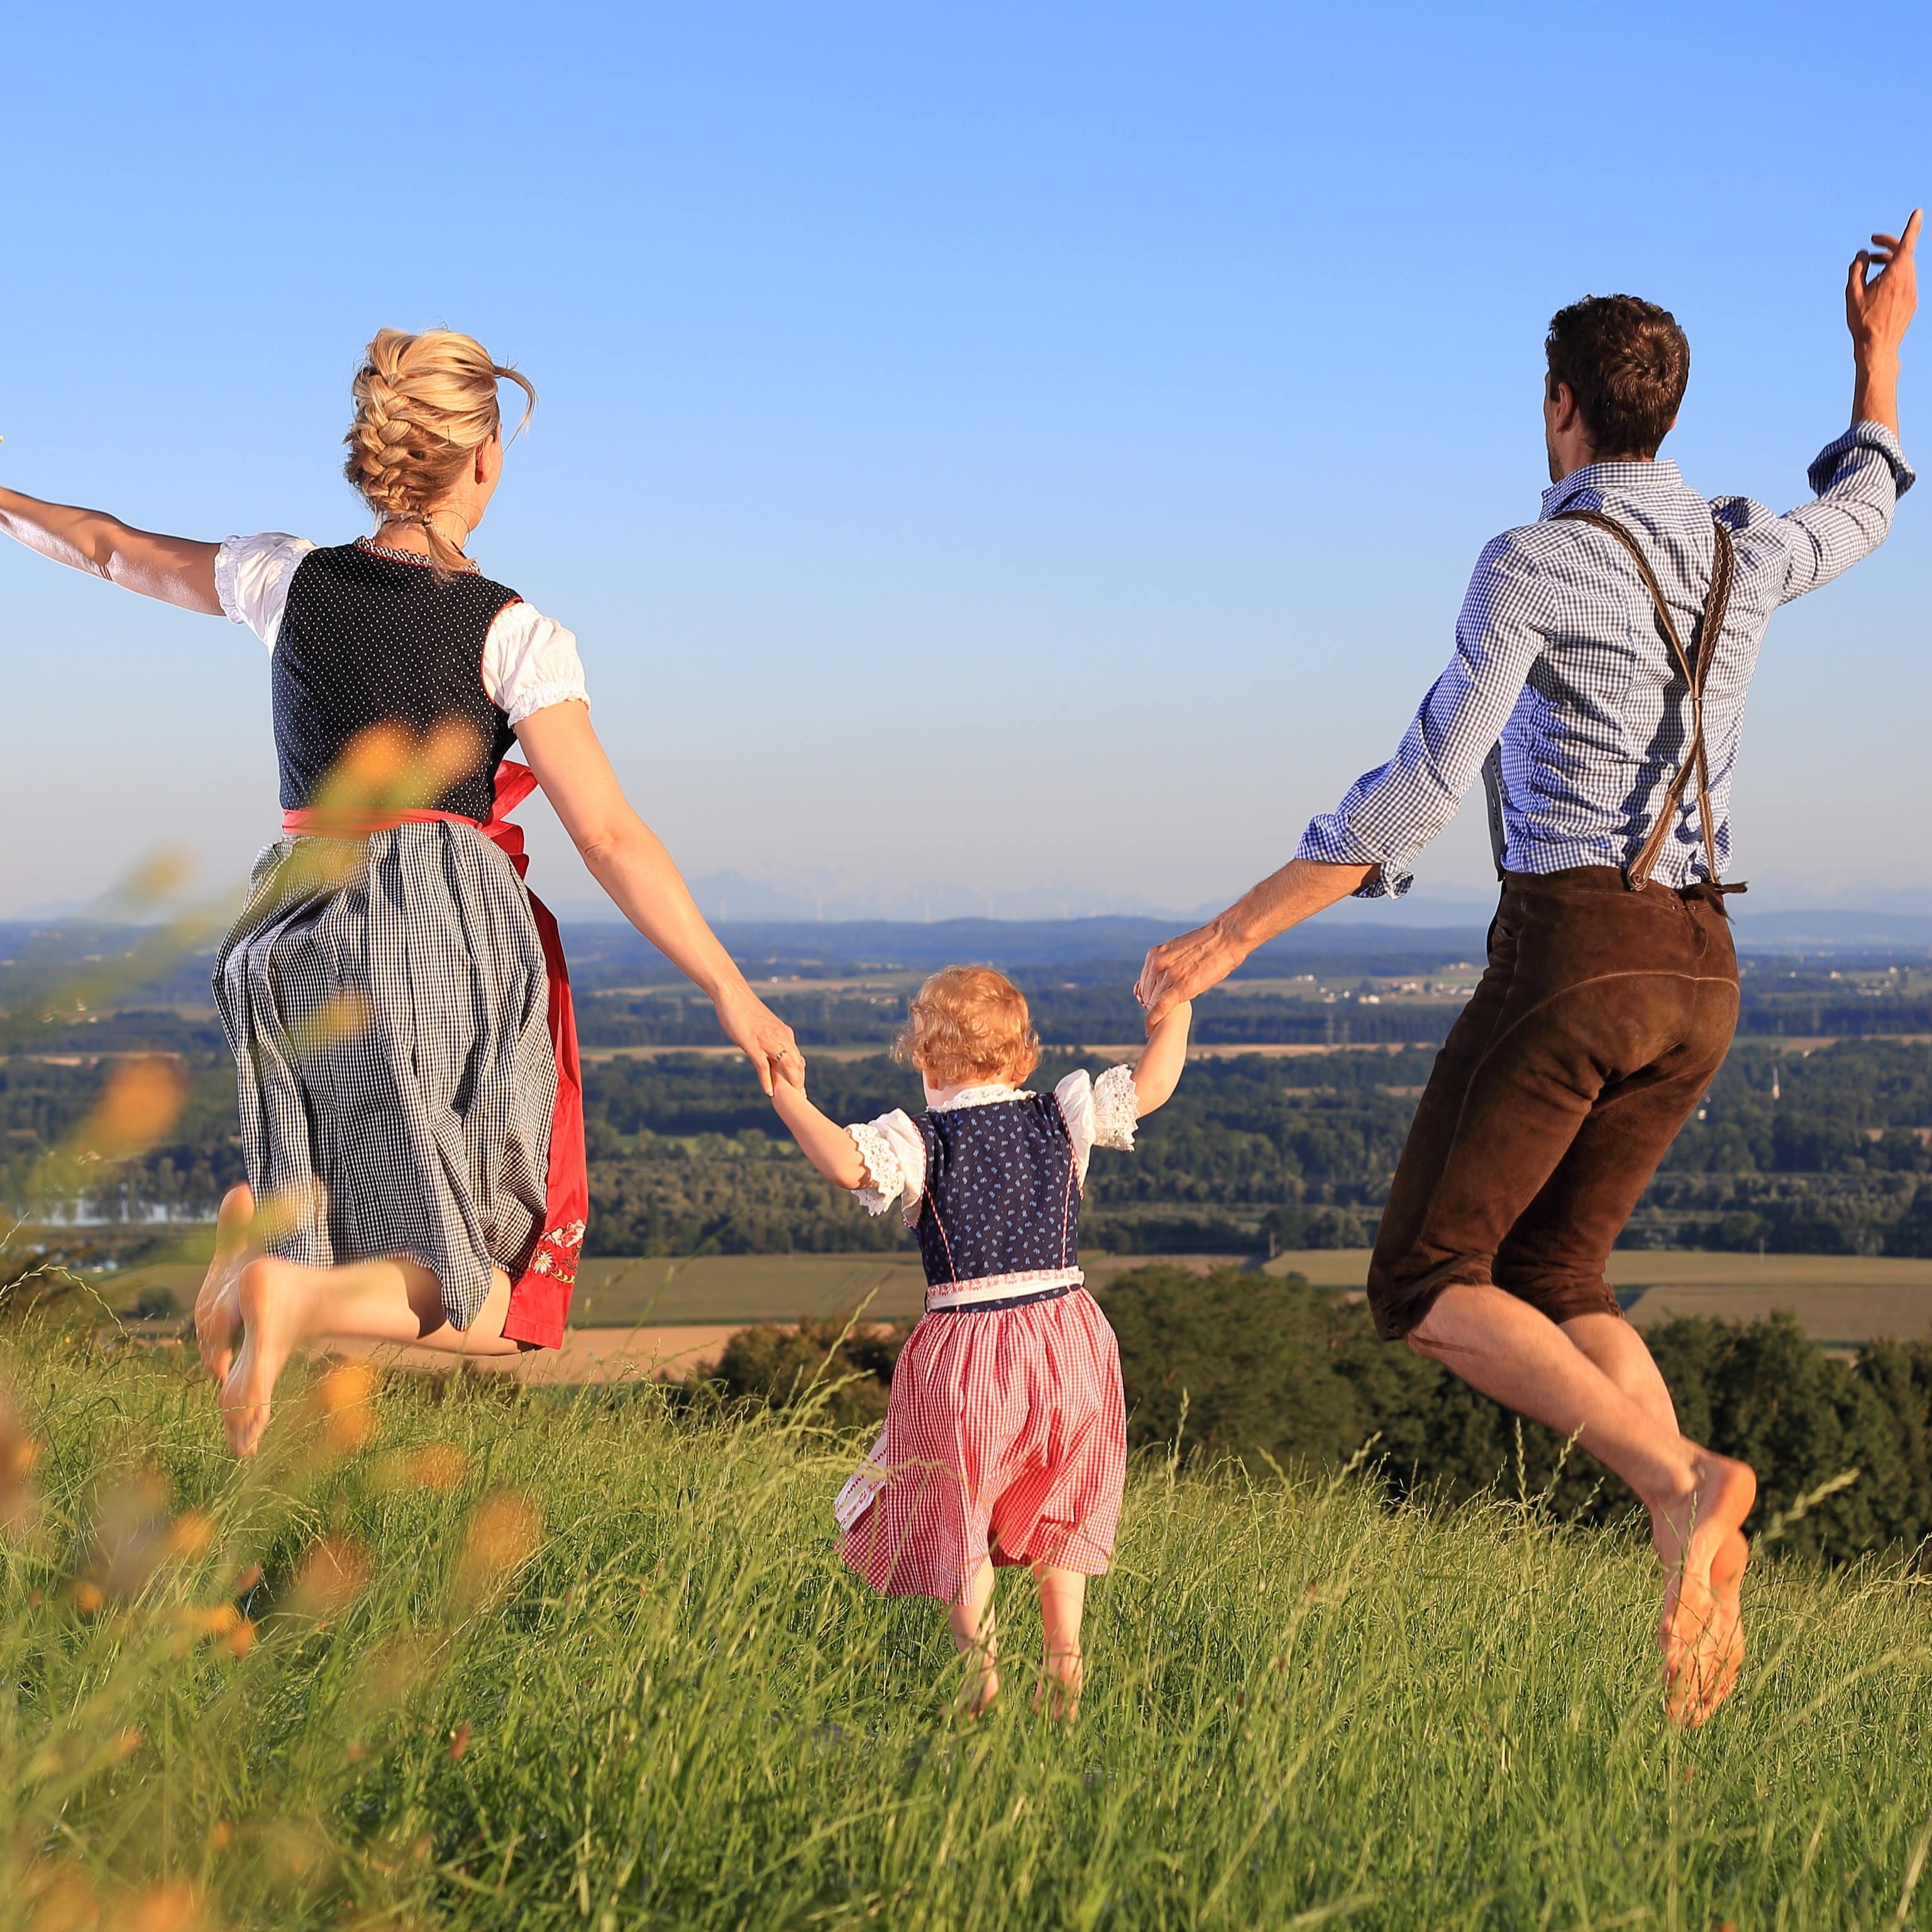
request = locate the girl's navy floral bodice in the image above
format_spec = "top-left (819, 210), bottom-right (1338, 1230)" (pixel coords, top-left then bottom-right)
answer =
top-left (914, 1095), bottom-right (1078, 1288)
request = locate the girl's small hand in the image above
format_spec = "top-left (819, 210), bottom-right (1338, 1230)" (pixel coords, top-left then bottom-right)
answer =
top-left (713, 981), bottom-right (803, 1096)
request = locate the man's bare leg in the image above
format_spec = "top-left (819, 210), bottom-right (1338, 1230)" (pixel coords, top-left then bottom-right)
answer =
top-left (1034, 1565), bottom-right (1087, 1720)
top-left (1563, 1310), bottom-right (1748, 1723)
top-left (221, 1257), bottom-right (520, 1456)
top-left (949, 1559), bottom-right (1000, 1716)
top-left (1411, 1286), bottom-right (1755, 1723)
top-left (194, 1184), bottom-right (258, 1383)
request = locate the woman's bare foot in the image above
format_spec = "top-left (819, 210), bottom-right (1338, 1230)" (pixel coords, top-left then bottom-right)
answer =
top-left (195, 1184), bottom-right (257, 1382)
top-left (1654, 1452), bottom-right (1756, 1724)
top-left (1031, 1649), bottom-right (1084, 1722)
top-left (219, 1256), bottom-right (313, 1456)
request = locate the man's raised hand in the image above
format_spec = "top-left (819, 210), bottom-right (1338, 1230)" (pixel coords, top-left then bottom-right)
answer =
top-left (1847, 208), bottom-right (1920, 357)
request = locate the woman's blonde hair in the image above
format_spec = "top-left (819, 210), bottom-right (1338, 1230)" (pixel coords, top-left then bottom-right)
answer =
top-left (343, 328), bottom-right (536, 574)
top-left (894, 966), bottom-right (1041, 1088)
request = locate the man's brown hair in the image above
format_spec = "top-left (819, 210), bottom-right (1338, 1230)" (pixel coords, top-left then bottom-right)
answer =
top-left (1545, 295), bottom-right (1690, 460)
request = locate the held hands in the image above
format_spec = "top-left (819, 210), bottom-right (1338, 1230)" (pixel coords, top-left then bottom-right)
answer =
top-left (1848, 209), bottom-right (1920, 359)
top-left (712, 980), bottom-right (803, 1096)
top-left (1135, 918), bottom-right (1250, 1032)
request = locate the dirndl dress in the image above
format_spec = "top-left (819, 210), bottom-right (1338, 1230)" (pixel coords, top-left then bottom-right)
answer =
top-left (832, 1068), bottom-right (1140, 1601)
top-left (209, 532), bottom-right (593, 1343)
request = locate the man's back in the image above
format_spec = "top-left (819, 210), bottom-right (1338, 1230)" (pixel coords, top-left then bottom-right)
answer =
top-left (1300, 422), bottom-right (1913, 894)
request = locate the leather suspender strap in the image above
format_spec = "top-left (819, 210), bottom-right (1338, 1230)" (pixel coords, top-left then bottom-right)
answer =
top-left (1552, 507), bottom-right (1739, 893)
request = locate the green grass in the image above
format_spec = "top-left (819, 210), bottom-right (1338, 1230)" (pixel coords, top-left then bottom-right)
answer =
top-left (6, 1333), bottom-right (1932, 1928)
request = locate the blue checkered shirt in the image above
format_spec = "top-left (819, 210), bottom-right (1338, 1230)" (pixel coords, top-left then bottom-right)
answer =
top-left (1298, 422), bottom-right (1916, 894)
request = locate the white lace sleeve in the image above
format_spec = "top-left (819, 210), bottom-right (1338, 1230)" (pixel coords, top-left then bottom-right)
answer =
top-left (1091, 1063), bottom-right (1140, 1151)
top-left (214, 533), bottom-right (314, 650)
top-left (483, 601), bottom-right (590, 726)
top-left (847, 1110), bottom-right (925, 1217)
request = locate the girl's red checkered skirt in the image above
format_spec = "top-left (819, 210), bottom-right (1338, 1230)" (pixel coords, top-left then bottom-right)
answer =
top-left (839, 1286), bottom-right (1127, 1603)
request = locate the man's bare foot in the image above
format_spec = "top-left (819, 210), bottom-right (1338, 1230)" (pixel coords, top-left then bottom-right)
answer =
top-left (1668, 1530), bottom-right (1749, 1728)
top-left (219, 1257), bottom-right (310, 1456)
top-left (1654, 1452), bottom-right (1756, 1725)
top-left (1031, 1650), bottom-right (1084, 1722)
top-left (195, 1184), bottom-right (256, 1382)
top-left (959, 1655), bottom-right (1001, 1719)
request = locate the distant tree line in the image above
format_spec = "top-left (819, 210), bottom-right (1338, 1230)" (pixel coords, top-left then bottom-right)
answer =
top-left (14, 1034), bottom-right (1932, 1261)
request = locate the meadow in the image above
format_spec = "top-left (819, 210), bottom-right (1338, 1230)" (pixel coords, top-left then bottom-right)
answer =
top-left (7, 1328), bottom-right (1932, 1930)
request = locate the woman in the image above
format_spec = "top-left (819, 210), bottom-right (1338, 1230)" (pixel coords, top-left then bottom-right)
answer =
top-left (0, 328), bottom-right (800, 1452)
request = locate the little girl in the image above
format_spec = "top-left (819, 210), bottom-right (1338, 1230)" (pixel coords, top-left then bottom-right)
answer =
top-left (772, 966), bottom-right (1191, 1717)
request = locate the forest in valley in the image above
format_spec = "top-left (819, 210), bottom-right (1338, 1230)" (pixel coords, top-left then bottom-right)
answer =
top-left (9, 915), bottom-right (1932, 1258)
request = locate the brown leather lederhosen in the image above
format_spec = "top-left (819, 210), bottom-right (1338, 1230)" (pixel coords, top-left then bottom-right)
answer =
top-left (1367, 511), bottom-right (1745, 1340)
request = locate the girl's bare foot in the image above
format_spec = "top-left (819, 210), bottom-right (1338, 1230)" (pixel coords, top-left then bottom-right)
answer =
top-left (1032, 1648), bottom-right (1084, 1722)
top-left (219, 1256), bottom-right (310, 1456)
top-left (1654, 1452), bottom-right (1755, 1725)
top-left (959, 1656), bottom-right (1001, 1719)
top-left (195, 1184), bottom-right (256, 1381)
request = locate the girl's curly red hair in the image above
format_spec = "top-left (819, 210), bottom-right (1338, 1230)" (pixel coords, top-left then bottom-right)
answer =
top-left (894, 966), bottom-right (1041, 1088)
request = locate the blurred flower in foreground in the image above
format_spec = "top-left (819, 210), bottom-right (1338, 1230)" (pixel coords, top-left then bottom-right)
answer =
top-left (127, 1881), bottom-right (206, 1932)
top-left (77, 1474), bottom-right (175, 1602)
top-left (301, 1360), bottom-right (379, 1455)
top-left (0, 1388), bottom-right (41, 1541)
top-left (69, 1058), bottom-right (185, 1162)
top-left (368, 1442), bottom-right (468, 1495)
top-left (451, 1492), bottom-right (543, 1613)
top-left (289, 1534), bottom-right (370, 1619)
top-left (22, 1865), bottom-right (102, 1932)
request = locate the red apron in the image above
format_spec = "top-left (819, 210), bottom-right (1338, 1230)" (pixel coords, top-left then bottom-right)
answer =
top-left (282, 759), bottom-right (585, 1348)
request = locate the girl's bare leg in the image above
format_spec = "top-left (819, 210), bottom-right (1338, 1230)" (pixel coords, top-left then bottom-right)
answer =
top-left (948, 1559), bottom-right (1000, 1716)
top-left (195, 1184), bottom-right (258, 1382)
top-left (221, 1255), bottom-right (519, 1455)
top-left (1034, 1565), bottom-right (1088, 1720)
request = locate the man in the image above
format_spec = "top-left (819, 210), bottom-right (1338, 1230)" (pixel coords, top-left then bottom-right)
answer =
top-left (1137, 213), bottom-right (1919, 1725)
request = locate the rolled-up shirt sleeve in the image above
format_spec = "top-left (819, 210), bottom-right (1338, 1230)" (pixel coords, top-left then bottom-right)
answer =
top-left (1728, 422), bottom-right (1915, 608)
top-left (1295, 531), bottom-right (1554, 897)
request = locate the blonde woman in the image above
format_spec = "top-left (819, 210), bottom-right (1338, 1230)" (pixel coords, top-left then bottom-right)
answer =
top-left (0, 329), bottom-right (799, 1452)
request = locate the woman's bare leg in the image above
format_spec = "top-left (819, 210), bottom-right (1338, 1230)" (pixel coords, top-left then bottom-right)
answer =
top-left (221, 1256), bottom-right (519, 1455)
top-left (1034, 1565), bottom-right (1087, 1720)
top-left (194, 1184), bottom-right (258, 1382)
top-left (948, 1559), bottom-right (1000, 1716)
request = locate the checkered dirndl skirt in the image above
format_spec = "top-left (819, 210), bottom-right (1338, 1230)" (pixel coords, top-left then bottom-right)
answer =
top-left (213, 821), bottom-right (556, 1331)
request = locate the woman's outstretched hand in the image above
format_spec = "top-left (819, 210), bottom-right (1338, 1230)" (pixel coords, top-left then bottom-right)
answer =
top-left (714, 980), bottom-right (803, 1096)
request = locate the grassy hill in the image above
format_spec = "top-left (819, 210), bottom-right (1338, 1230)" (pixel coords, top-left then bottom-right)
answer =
top-left (4, 1333), bottom-right (1932, 1928)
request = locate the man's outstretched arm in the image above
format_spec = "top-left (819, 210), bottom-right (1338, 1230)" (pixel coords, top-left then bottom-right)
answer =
top-left (1136, 860), bottom-right (1374, 1024)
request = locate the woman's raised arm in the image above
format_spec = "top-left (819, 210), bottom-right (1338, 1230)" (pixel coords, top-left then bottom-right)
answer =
top-left (0, 478), bottom-right (221, 614)
top-left (512, 700), bottom-right (802, 1093)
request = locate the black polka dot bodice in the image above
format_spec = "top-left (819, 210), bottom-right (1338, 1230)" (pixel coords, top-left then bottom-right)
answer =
top-left (914, 1096), bottom-right (1080, 1288)
top-left (272, 541), bottom-right (521, 822)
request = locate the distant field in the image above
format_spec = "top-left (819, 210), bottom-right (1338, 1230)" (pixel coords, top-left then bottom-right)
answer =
top-left (86, 1247), bottom-right (1932, 1349)
top-left (1264, 1247), bottom-right (1932, 1345)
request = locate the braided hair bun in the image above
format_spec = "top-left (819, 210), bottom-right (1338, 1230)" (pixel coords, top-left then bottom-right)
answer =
top-left (343, 329), bottom-right (536, 573)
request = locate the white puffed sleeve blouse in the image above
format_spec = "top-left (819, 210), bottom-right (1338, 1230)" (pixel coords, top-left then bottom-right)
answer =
top-left (846, 1065), bottom-right (1142, 1222)
top-left (213, 532), bottom-right (590, 727)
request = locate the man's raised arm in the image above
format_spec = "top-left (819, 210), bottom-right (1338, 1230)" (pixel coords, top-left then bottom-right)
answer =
top-left (1757, 209), bottom-right (1918, 606)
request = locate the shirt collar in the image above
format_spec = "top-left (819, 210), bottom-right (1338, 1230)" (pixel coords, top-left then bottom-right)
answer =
top-left (1540, 458), bottom-right (1682, 519)
top-left (924, 1080), bottom-right (1031, 1112)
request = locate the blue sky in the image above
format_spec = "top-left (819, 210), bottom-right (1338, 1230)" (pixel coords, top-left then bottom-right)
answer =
top-left (3, 1), bottom-right (1927, 923)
